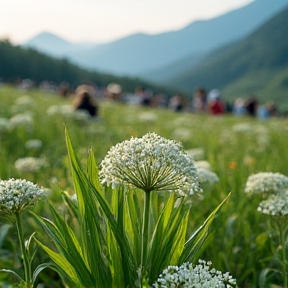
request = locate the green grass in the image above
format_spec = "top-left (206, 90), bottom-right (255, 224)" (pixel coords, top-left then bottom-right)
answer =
top-left (1, 85), bottom-right (288, 287)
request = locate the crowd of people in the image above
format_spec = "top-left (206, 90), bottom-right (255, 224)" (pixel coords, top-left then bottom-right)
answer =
top-left (14, 78), bottom-right (280, 120)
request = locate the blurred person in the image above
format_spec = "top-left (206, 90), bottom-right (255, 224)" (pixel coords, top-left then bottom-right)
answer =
top-left (207, 89), bottom-right (225, 115)
top-left (233, 97), bottom-right (246, 116)
top-left (169, 94), bottom-right (185, 112)
top-left (192, 87), bottom-right (207, 113)
top-left (106, 83), bottom-right (122, 101)
top-left (245, 96), bottom-right (258, 116)
top-left (73, 84), bottom-right (98, 117)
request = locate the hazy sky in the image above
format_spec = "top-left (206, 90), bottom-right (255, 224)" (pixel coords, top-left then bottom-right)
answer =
top-left (1, 0), bottom-right (254, 44)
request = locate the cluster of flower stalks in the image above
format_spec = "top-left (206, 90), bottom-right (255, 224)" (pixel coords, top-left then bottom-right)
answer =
top-left (245, 172), bottom-right (288, 287)
top-left (0, 131), bottom-right (235, 288)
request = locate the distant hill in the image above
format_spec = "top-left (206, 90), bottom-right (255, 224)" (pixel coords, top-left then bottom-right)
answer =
top-left (24, 0), bottom-right (288, 77)
top-left (169, 7), bottom-right (288, 109)
top-left (0, 40), bottom-right (177, 96)
top-left (23, 32), bottom-right (95, 58)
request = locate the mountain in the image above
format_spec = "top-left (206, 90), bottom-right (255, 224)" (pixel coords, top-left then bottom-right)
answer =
top-left (24, 0), bottom-right (288, 77)
top-left (0, 40), bottom-right (177, 96)
top-left (169, 7), bottom-right (288, 108)
top-left (23, 32), bottom-right (95, 58)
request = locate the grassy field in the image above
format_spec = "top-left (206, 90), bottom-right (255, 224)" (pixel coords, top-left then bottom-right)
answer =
top-left (1, 85), bottom-right (288, 287)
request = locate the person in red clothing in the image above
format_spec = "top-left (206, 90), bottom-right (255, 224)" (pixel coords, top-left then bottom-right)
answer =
top-left (207, 89), bottom-right (225, 115)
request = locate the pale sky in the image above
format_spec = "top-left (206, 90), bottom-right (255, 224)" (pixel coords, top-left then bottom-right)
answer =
top-left (0, 0), bottom-right (254, 44)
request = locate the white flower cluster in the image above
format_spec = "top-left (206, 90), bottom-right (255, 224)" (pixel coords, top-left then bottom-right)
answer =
top-left (100, 132), bottom-right (202, 196)
top-left (0, 178), bottom-right (44, 213)
top-left (47, 105), bottom-right (74, 117)
top-left (195, 161), bottom-right (212, 171)
top-left (25, 139), bottom-right (43, 150)
top-left (153, 260), bottom-right (235, 288)
top-left (197, 168), bottom-right (219, 185)
top-left (10, 113), bottom-right (33, 128)
top-left (245, 172), bottom-right (288, 195)
top-left (0, 118), bottom-right (12, 133)
top-left (186, 148), bottom-right (205, 161)
top-left (138, 112), bottom-right (158, 124)
top-left (257, 193), bottom-right (288, 216)
top-left (15, 157), bottom-right (47, 173)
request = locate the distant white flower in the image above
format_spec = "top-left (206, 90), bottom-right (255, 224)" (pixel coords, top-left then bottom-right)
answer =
top-left (138, 112), bottom-right (158, 123)
top-left (153, 260), bottom-right (235, 288)
top-left (10, 114), bottom-right (33, 127)
top-left (195, 161), bottom-right (212, 171)
top-left (25, 139), bottom-right (43, 150)
top-left (186, 148), bottom-right (205, 161)
top-left (15, 157), bottom-right (47, 173)
top-left (232, 123), bottom-right (252, 133)
top-left (0, 118), bottom-right (12, 132)
top-left (72, 110), bottom-right (90, 122)
top-left (172, 128), bottom-right (192, 142)
top-left (100, 132), bottom-right (201, 196)
top-left (258, 193), bottom-right (288, 216)
top-left (245, 172), bottom-right (288, 195)
top-left (47, 105), bottom-right (74, 117)
top-left (0, 178), bottom-right (44, 213)
top-left (197, 168), bottom-right (219, 184)
top-left (15, 95), bottom-right (35, 107)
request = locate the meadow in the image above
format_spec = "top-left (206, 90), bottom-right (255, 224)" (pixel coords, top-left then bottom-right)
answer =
top-left (0, 85), bottom-right (288, 288)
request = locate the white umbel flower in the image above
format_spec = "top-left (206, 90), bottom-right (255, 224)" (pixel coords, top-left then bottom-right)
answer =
top-left (99, 132), bottom-right (201, 196)
top-left (15, 157), bottom-right (46, 173)
top-left (245, 172), bottom-right (288, 195)
top-left (195, 161), bottom-right (212, 171)
top-left (258, 193), bottom-right (288, 216)
top-left (0, 178), bottom-right (44, 213)
top-left (197, 168), bottom-right (219, 184)
top-left (153, 260), bottom-right (235, 288)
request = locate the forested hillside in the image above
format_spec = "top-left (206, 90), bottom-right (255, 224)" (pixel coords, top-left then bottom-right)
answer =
top-left (0, 40), bottom-right (175, 95)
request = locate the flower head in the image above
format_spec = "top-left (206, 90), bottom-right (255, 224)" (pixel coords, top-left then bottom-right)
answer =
top-left (245, 172), bottom-right (288, 195)
top-left (15, 157), bottom-right (47, 173)
top-left (197, 168), bottom-right (219, 185)
top-left (0, 178), bottom-right (44, 214)
top-left (153, 260), bottom-right (235, 288)
top-left (99, 132), bottom-right (201, 196)
top-left (258, 193), bottom-right (288, 216)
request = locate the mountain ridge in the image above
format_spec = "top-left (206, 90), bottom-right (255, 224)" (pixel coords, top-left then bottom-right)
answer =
top-left (23, 0), bottom-right (288, 76)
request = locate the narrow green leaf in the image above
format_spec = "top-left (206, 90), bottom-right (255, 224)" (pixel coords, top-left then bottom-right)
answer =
top-left (179, 192), bottom-right (231, 263)
top-left (34, 239), bottom-right (82, 287)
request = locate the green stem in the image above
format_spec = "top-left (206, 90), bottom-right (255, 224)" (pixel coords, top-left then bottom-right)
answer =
top-left (278, 220), bottom-right (288, 288)
top-left (15, 211), bottom-right (32, 286)
top-left (140, 191), bottom-right (151, 287)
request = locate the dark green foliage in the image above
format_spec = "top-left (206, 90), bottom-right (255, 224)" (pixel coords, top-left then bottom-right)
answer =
top-left (0, 40), bottom-right (176, 96)
top-left (170, 7), bottom-right (288, 108)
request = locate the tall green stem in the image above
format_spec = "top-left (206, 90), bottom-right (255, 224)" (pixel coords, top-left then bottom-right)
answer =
top-left (15, 211), bottom-right (32, 287)
top-left (276, 219), bottom-right (288, 288)
top-left (140, 191), bottom-right (151, 287)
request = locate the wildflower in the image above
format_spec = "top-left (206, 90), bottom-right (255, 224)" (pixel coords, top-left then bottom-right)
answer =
top-left (0, 118), bottom-right (12, 132)
top-left (195, 161), bottom-right (212, 171)
top-left (15, 95), bottom-right (35, 107)
top-left (100, 132), bottom-right (201, 196)
top-left (0, 178), bottom-right (44, 213)
top-left (258, 193), bottom-right (288, 216)
top-left (25, 139), bottom-right (43, 150)
top-left (10, 114), bottom-right (33, 127)
top-left (186, 148), bottom-right (205, 161)
top-left (197, 168), bottom-right (219, 184)
top-left (15, 157), bottom-right (47, 173)
top-left (153, 260), bottom-right (235, 288)
top-left (47, 105), bottom-right (74, 117)
top-left (171, 128), bottom-right (192, 142)
top-left (229, 161), bottom-right (237, 170)
top-left (245, 172), bottom-right (288, 195)
top-left (138, 112), bottom-right (158, 124)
